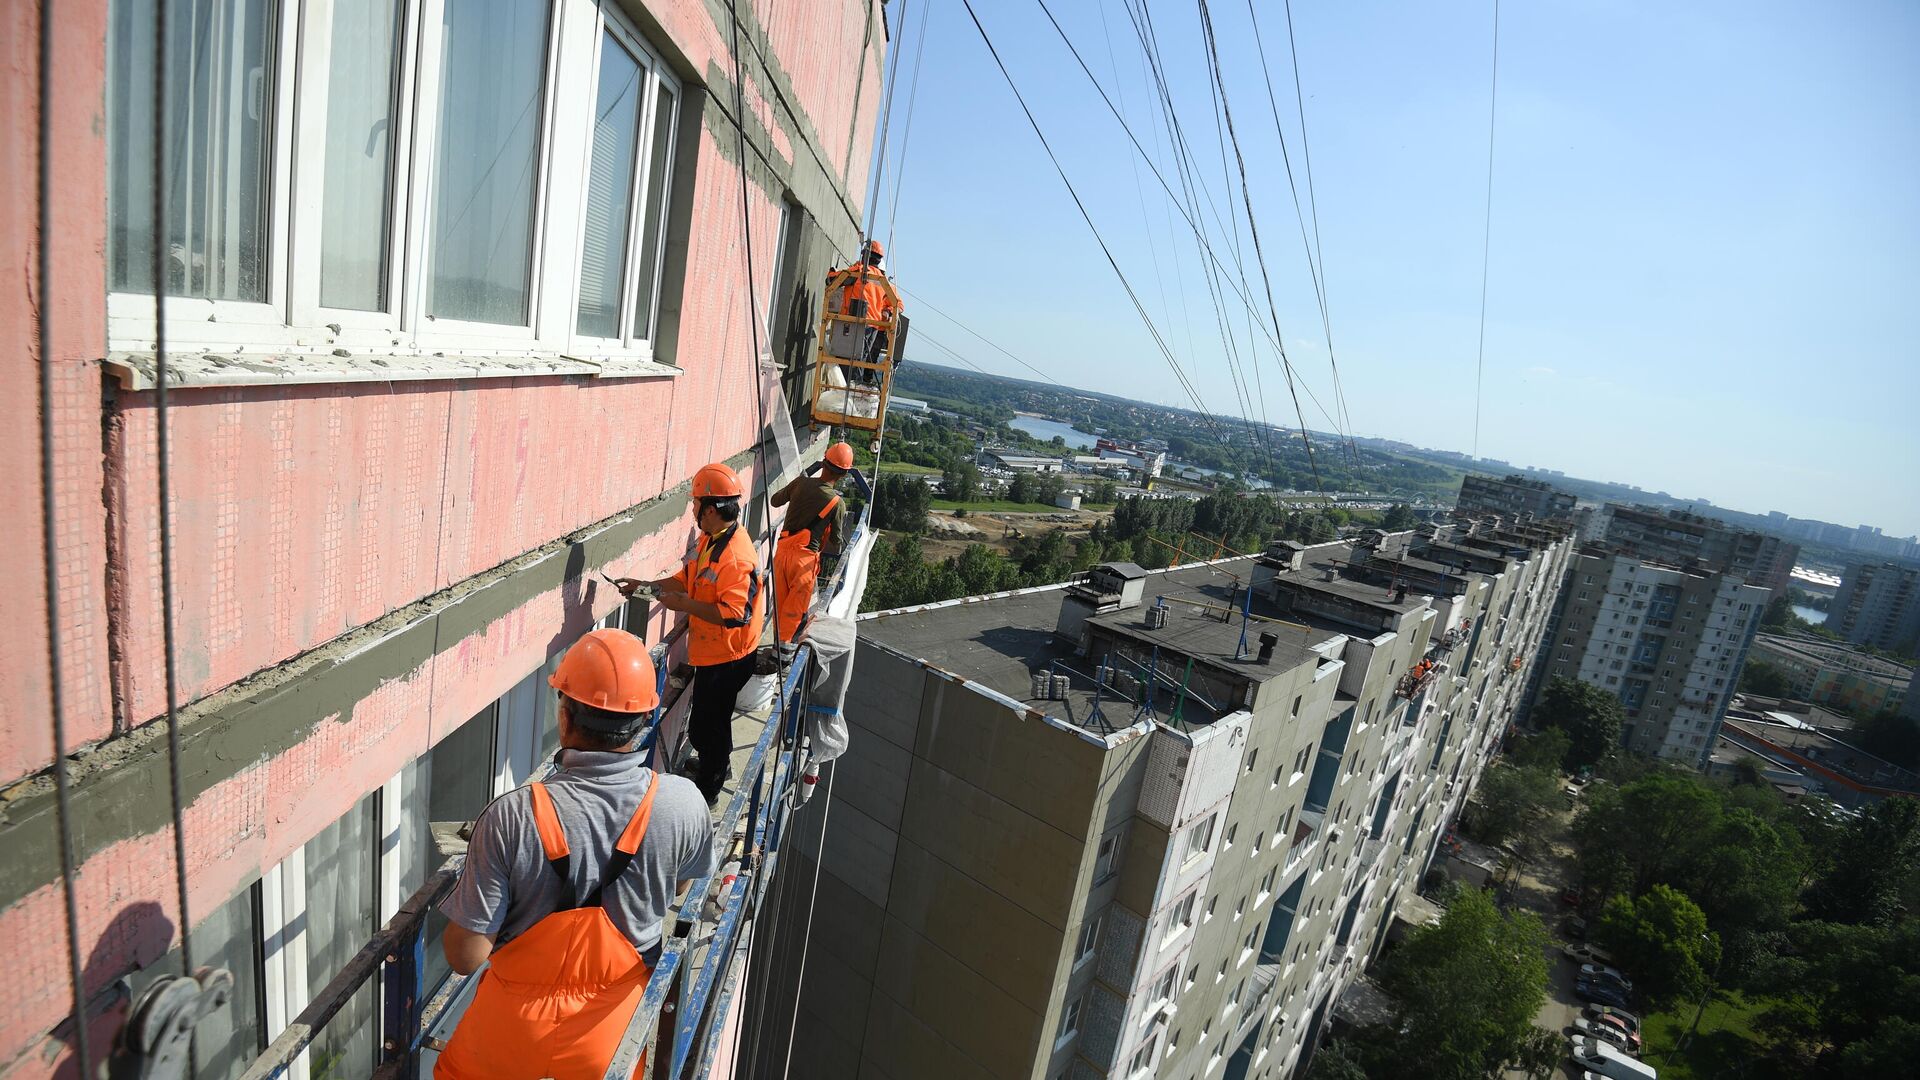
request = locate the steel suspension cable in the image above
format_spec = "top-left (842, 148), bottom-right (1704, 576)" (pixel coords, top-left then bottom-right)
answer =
top-left (37, 2), bottom-right (96, 1076)
top-left (150, 0), bottom-right (197, 984)
top-left (1473, 0), bottom-right (1502, 460)
top-left (883, 0), bottom-right (932, 257)
top-left (778, 766), bottom-right (837, 1080)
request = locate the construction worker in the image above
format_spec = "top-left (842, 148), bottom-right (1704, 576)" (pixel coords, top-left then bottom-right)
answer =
top-left (771, 442), bottom-right (855, 648)
top-left (827, 240), bottom-right (900, 384)
top-left (436, 628), bottom-right (715, 1080)
top-left (617, 462), bottom-right (763, 803)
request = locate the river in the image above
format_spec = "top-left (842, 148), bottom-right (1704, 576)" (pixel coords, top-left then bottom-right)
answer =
top-left (1792, 605), bottom-right (1827, 626)
top-left (1008, 414), bottom-right (1097, 450)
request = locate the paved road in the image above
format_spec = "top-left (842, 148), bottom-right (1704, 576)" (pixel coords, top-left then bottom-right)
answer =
top-left (1499, 802), bottom-right (1590, 1080)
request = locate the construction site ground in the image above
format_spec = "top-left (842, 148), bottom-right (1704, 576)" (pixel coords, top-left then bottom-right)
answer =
top-left (916, 507), bottom-right (1113, 562)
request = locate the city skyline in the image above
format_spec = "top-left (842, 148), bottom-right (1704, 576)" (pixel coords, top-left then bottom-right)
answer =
top-left (878, 0), bottom-right (1919, 533)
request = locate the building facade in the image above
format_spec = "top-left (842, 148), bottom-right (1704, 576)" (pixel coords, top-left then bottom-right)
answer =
top-left (1599, 505), bottom-right (1798, 598)
top-left (1829, 562), bottom-right (1920, 653)
top-left (751, 521), bottom-right (1573, 1080)
top-left (1530, 552), bottom-right (1768, 767)
top-left (1747, 633), bottom-right (1912, 717)
top-left (1453, 473), bottom-right (1578, 522)
top-left (3, 0), bottom-right (885, 1075)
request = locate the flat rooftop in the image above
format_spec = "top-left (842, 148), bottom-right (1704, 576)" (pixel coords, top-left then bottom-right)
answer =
top-left (862, 560), bottom-right (1343, 731)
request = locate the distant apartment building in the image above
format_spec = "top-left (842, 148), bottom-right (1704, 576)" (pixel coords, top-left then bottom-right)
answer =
top-left (1829, 562), bottom-right (1920, 653)
top-left (3, 0), bottom-right (886, 1075)
top-left (1531, 553), bottom-right (1768, 766)
top-left (1599, 505), bottom-right (1798, 597)
top-left (1748, 633), bottom-right (1912, 717)
top-left (750, 521), bottom-right (1573, 1080)
top-left (1454, 473), bottom-right (1577, 521)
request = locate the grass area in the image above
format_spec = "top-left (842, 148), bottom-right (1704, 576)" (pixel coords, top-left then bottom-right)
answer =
top-left (877, 461), bottom-right (942, 475)
top-left (1638, 991), bottom-right (1769, 1080)
top-left (930, 498), bottom-right (1064, 514)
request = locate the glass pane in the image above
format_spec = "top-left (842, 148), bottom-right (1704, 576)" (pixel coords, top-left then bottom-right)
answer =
top-left (576, 35), bottom-right (646, 338)
top-left (107, 0), bottom-right (277, 302)
top-left (412, 706), bottom-right (496, 993)
top-left (319, 0), bottom-right (403, 311)
top-left (427, 0), bottom-right (551, 325)
top-left (128, 886), bottom-right (263, 1080)
top-left (304, 793), bottom-right (377, 1080)
top-left (630, 82), bottom-right (676, 341)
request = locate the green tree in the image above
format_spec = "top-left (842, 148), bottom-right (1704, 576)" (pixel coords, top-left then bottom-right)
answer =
top-left (1088, 479), bottom-right (1119, 505)
top-left (1469, 763), bottom-right (1560, 848)
top-left (1506, 728), bottom-right (1571, 773)
top-left (1372, 888), bottom-right (1550, 1080)
top-left (1383, 503), bottom-right (1419, 530)
top-left (1303, 1042), bottom-right (1373, 1080)
top-left (1007, 473), bottom-right (1035, 504)
top-left (940, 459), bottom-right (980, 502)
top-left (1533, 677), bottom-right (1624, 769)
top-left (1738, 658), bottom-right (1795, 698)
top-left (1804, 797), bottom-right (1920, 926)
top-left (1594, 884), bottom-right (1719, 1010)
top-left (870, 474), bottom-right (932, 533)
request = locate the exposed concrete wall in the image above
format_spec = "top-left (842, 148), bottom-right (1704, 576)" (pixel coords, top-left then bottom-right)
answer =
top-left (0, 0), bottom-right (886, 1072)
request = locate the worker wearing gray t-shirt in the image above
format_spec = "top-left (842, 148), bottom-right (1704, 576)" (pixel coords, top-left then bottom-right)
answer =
top-left (436, 628), bottom-right (716, 1078)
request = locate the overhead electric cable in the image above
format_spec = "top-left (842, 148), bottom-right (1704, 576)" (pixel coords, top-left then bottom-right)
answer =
top-left (958, 0), bottom-right (1223, 431)
top-left (1192, 0), bottom-right (1325, 493)
top-left (1032, 0), bottom-right (1348, 442)
top-left (1473, 0), bottom-right (1501, 460)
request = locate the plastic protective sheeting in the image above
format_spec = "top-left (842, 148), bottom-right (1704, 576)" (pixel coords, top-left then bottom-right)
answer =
top-left (761, 359), bottom-right (800, 475)
top-left (801, 523), bottom-right (878, 763)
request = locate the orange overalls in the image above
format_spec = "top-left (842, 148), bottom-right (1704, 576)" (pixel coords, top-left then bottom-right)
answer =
top-left (774, 493), bottom-right (841, 643)
top-left (434, 780), bottom-right (659, 1080)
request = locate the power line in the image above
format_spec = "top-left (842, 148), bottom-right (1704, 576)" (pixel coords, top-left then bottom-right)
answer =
top-left (1192, 0), bottom-right (1325, 494)
top-left (892, 283), bottom-right (1057, 384)
top-left (1030, 0), bottom-right (1349, 444)
top-left (1473, 0), bottom-right (1501, 460)
top-left (959, 0), bottom-right (1224, 434)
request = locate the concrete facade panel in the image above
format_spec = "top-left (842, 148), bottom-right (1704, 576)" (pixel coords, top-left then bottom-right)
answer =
top-left (887, 838), bottom-right (1070, 1014)
top-left (869, 916), bottom-right (1043, 1080)
top-left (898, 757), bottom-right (1085, 932)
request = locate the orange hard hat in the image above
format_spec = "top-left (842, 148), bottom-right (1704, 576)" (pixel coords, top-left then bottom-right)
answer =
top-left (691, 462), bottom-right (743, 499)
top-left (863, 239), bottom-right (884, 257)
top-left (549, 628), bottom-right (659, 717)
top-left (825, 442), bottom-right (855, 471)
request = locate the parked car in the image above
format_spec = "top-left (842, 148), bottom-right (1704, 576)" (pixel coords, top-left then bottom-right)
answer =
top-left (1583, 1004), bottom-right (1642, 1036)
top-left (1563, 942), bottom-right (1614, 965)
top-left (1572, 1016), bottom-right (1641, 1054)
top-left (1559, 887), bottom-right (1583, 907)
top-left (1595, 1015), bottom-right (1644, 1054)
top-left (1580, 963), bottom-right (1634, 991)
top-left (1564, 914), bottom-right (1590, 939)
top-left (1568, 1036), bottom-right (1658, 1080)
top-left (1576, 979), bottom-right (1631, 1009)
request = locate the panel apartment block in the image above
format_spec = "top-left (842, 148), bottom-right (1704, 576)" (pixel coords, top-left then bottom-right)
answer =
top-left (1829, 562), bottom-right (1920, 653)
top-left (1531, 552), bottom-right (1767, 767)
top-left (754, 522), bottom-right (1574, 1080)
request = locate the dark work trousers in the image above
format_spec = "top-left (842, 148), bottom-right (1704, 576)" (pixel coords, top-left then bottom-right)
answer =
top-left (687, 653), bottom-right (757, 795)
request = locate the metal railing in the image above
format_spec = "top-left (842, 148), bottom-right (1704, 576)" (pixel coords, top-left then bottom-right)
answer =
top-left (234, 472), bottom-right (872, 1080)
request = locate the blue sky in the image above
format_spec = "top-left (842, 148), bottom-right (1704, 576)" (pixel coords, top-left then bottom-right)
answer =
top-left (867, 0), bottom-right (1919, 534)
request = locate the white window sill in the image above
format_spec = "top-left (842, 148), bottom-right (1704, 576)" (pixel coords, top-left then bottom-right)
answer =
top-left (102, 349), bottom-right (683, 391)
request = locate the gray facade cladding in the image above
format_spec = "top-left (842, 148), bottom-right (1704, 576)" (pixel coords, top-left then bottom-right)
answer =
top-left (750, 520), bottom-right (1574, 1080)
top-left (1600, 504), bottom-right (1799, 598)
top-left (1531, 550), bottom-right (1768, 767)
top-left (1454, 473), bottom-right (1578, 521)
top-left (1830, 562), bottom-right (1920, 653)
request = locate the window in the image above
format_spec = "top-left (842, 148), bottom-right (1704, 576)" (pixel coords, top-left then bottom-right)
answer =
top-left (1166, 892), bottom-right (1198, 940)
top-left (106, 0), bottom-right (684, 361)
top-left (108, 0), bottom-right (281, 304)
top-left (1272, 765), bottom-right (1283, 788)
top-left (1056, 994), bottom-right (1083, 1045)
top-left (1224, 823), bottom-right (1237, 850)
top-left (1252, 832), bottom-right (1264, 855)
top-left (1130, 1036), bottom-right (1158, 1075)
top-left (1184, 815), bottom-right (1216, 862)
top-left (1205, 895), bottom-right (1218, 922)
top-left (1076, 915), bottom-right (1102, 966)
top-left (1245, 748), bottom-right (1258, 773)
top-left (301, 792), bottom-right (381, 1077)
top-left (1096, 832), bottom-right (1123, 881)
top-left (1153, 966), bottom-right (1177, 1003)
top-left (128, 886), bottom-right (263, 1080)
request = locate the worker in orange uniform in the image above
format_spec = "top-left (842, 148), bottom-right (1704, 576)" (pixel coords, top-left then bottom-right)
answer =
top-left (771, 442), bottom-right (856, 651)
top-left (617, 462), bottom-right (764, 804)
top-left (436, 628), bottom-right (715, 1080)
top-left (828, 240), bottom-right (899, 383)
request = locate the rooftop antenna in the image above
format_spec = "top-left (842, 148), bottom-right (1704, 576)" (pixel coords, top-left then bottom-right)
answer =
top-left (1234, 580), bottom-right (1255, 660)
top-left (1168, 656), bottom-right (1196, 731)
top-left (1135, 646), bottom-right (1161, 723)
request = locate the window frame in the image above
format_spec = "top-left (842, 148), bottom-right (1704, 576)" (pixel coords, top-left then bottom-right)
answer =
top-left (106, 0), bottom-right (686, 367)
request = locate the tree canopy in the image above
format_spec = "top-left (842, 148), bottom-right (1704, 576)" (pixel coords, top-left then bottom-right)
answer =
top-left (1533, 677), bottom-right (1624, 770)
top-left (1594, 884), bottom-right (1719, 1010)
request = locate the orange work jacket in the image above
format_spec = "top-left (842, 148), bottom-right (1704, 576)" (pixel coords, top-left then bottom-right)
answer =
top-left (677, 524), bottom-right (763, 666)
top-left (434, 781), bottom-right (659, 1080)
top-left (829, 262), bottom-right (896, 323)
